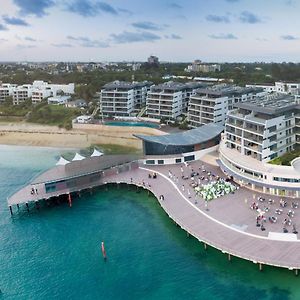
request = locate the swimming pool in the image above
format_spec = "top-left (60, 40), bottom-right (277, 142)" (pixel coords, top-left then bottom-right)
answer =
top-left (105, 121), bottom-right (159, 128)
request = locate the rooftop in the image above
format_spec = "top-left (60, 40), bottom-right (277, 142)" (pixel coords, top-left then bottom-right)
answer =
top-left (150, 81), bottom-right (205, 92)
top-left (135, 123), bottom-right (223, 146)
top-left (194, 84), bottom-right (263, 97)
top-left (235, 93), bottom-right (299, 115)
top-left (103, 80), bottom-right (153, 90)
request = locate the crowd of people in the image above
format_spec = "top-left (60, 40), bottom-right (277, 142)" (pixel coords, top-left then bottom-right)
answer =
top-left (250, 196), bottom-right (299, 234)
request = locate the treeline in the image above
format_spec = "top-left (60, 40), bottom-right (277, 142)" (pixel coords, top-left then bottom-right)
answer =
top-left (1, 62), bottom-right (300, 102)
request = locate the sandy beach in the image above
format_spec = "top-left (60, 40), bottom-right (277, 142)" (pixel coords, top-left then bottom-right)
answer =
top-left (0, 122), bottom-right (165, 149)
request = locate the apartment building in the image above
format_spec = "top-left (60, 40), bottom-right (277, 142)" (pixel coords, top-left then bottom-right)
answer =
top-left (100, 81), bottom-right (152, 117)
top-left (185, 60), bottom-right (221, 73)
top-left (219, 94), bottom-right (300, 197)
top-left (188, 85), bottom-right (263, 127)
top-left (146, 81), bottom-right (203, 120)
top-left (12, 80), bottom-right (75, 105)
top-left (13, 85), bottom-right (33, 105)
top-left (0, 83), bottom-right (17, 102)
top-left (224, 94), bottom-right (299, 162)
top-left (246, 81), bottom-right (300, 95)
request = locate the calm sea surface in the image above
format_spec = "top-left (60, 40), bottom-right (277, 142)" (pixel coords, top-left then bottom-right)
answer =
top-left (0, 145), bottom-right (299, 300)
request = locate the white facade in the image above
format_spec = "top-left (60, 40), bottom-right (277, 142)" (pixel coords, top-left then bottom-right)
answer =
top-left (13, 85), bottom-right (33, 105)
top-left (146, 81), bottom-right (201, 120)
top-left (246, 82), bottom-right (300, 95)
top-left (11, 80), bottom-right (75, 105)
top-left (100, 81), bottom-right (152, 117)
top-left (0, 83), bottom-right (17, 103)
top-left (225, 94), bottom-right (299, 163)
top-left (188, 85), bottom-right (263, 127)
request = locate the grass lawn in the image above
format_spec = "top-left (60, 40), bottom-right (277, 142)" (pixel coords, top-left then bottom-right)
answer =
top-left (268, 149), bottom-right (300, 166)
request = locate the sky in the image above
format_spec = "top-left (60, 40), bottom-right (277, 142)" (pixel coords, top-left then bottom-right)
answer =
top-left (0, 0), bottom-right (300, 62)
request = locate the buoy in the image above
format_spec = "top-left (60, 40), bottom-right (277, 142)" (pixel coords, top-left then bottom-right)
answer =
top-left (101, 241), bottom-right (107, 260)
top-left (68, 194), bottom-right (72, 208)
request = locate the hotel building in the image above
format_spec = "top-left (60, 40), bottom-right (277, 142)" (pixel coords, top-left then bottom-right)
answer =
top-left (188, 85), bottom-right (263, 127)
top-left (219, 93), bottom-right (300, 197)
top-left (100, 81), bottom-right (152, 117)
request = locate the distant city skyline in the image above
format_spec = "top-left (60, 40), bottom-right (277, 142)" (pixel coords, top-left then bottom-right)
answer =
top-left (0, 0), bottom-right (300, 62)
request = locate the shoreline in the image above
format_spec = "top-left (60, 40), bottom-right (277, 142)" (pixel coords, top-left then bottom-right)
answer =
top-left (0, 121), bottom-right (153, 149)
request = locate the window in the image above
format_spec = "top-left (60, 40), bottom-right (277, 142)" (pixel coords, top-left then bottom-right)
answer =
top-left (157, 160), bottom-right (164, 165)
top-left (175, 158), bottom-right (182, 163)
top-left (184, 155), bottom-right (195, 162)
top-left (145, 160), bottom-right (155, 165)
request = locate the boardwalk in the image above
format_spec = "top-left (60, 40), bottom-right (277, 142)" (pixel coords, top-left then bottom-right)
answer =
top-left (7, 159), bottom-right (300, 272)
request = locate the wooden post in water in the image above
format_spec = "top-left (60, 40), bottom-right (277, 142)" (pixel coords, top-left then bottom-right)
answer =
top-left (259, 263), bottom-right (263, 271)
top-left (228, 254), bottom-right (231, 261)
top-left (9, 205), bottom-right (13, 216)
top-left (295, 269), bottom-right (298, 276)
top-left (203, 243), bottom-right (207, 250)
top-left (17, 204), bottom-right (19, 210)
top-left (35, 200), bottom-right (39, 210)
top-left (26, 202), bottom-right (29, 212)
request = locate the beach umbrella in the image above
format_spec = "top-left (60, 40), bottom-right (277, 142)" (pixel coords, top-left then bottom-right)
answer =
top-left (56, 156), bottom-right (70, 166)
top-left (72, 153), bottom-right (85, 161)
top-left (91, 148), bottom-right (103, 157)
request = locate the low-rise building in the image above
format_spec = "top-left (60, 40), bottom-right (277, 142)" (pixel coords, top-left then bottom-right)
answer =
top-left (48, 95), bottom-right (71, 105)
top-left (100, 81), bottom-right (152, 117)
top-left (66, 99), bottom-right (87, 108)
top-left (188, 85), bottom-right (263, 127)
top-left (246, 82), bottom-right (300, 95)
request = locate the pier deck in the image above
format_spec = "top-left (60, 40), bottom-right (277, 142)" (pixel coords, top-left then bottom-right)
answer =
top-left (7, 159), bottom-right (300, 271)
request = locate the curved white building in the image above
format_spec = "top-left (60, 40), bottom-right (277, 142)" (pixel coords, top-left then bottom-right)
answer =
top-left (219, 93), bottom-right (300, 198)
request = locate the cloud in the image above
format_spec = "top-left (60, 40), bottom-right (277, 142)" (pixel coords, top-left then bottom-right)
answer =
top-left (67, 35), bottom-right (109, 47)
top-left (206, 14), bottom-right (230, 23)
top-left (165, 34), bottom-right (182, 40)
top-left (209, 33), bottom-right (238, 40)
top-left (66, 0), bottom-right (118, 17)
top-left (118, 8), bottom-right (133, 16)
top-left (2, 15), bottom-right (29, 26)
top-left (111, 31), bottom-right (161, 44)
top-left (281, 35), bottom-right (298, 40)
top-left (169, 3), bottom-right (182, 9)
top-left (131, 21), bottom-right (164, 31)
top-left (0, 38), bottom-right (8, 42)
top-left (13, 0), bottom-right (55, 17)
top-left (239, 11), bottom-right (262, 24)
top-left (52, 43), bottom-right (74, 48)
top-left (0, 24), bottom-right (7, 31)
top-left (256, 37), bottom-right (268, 41)
top-left (24, 36), bottom-right (37, 42)
top-left (16, 44), bottom-right (37, 49)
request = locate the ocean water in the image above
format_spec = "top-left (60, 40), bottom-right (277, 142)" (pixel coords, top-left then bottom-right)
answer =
top-left (0, 145), bottom-right (299, 300)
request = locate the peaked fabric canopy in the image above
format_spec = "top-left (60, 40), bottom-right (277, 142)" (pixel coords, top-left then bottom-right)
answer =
top-left (91, 149), bottom-right (103, 157)
top-left (72, 153), bottom-right (85, 161)
top-left (56, 156), bottom-right (70, 166)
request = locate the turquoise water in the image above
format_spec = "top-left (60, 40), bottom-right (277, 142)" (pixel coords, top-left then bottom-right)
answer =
top-left (105, 121), bottom-right (159, 128)
top-left (0, 145), bottom-right (299, 299)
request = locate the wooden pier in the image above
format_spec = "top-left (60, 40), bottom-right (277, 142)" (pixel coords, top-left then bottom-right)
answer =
top-left (7, 156), bottom-right (300, 273)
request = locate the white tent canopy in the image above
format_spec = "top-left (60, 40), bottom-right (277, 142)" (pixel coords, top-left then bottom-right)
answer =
top-left (72, 153), bottom-right (85, 161)
top-left (91, 149), bottom-right (103, 157)
top-left (56, 156), bottom-right (70, 166)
